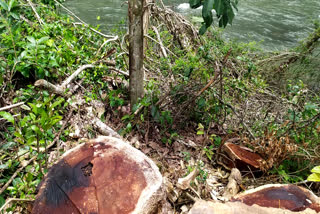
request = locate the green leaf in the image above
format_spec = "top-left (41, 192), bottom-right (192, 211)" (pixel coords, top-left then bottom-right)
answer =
top-left (27, 36), bottom-right (36, 44)
top-left (0, 195), bottom-right (5, 208)
top-left (307, 173), bottom-right (320, 182)
top-left (9, 11), bottom-right (19, 19)
top-left (214, 0), bottom-right (224, 15)
top-left (0, 0), bottom-right (8, 11)
top-left (189, 0), bottom-right (201, 9)
top-left (202, 0), bottom-right (214, 26)
top-left (8, 0), bottom-right (15, 11)
top-left (0, 111), bottom-right (15, 124)
top-left (226, 6), bottom-right (235, 24)
top-left (49, 98), bottom-right (65, 111)
top-left (1, 141), bottom-right (16, 150)
top-left (199, 23), bottom-right (208, 35)
top-left (30, 125), bottom-right (41, 135)
top-left (311, 166), bottom-right (320, 174)
top-left (197, 130), bottom-right (204, 135)
top-left (38, 36), bottom-right (49, 44)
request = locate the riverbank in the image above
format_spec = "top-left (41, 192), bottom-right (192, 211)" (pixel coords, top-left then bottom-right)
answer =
top-left (0, 0), bottom-right (319, 212)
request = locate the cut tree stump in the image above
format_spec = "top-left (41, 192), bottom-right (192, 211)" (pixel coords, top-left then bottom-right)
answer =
top-left (189, 184), bottom-right (320, 214)
top-left (32, 136), bottom-right (163, 214)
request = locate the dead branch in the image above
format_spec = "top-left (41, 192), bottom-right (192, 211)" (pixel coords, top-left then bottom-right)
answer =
top-left (0, 198), bottom-right (33, 212)
top-left (92, 117), bottom-right (121, 138)
top-left (26, 0), bottom-right (44, 25)
top-left (109, 67), bottom-right (130, 77)
top-left (0, 102), bottom-right (24, 111)
top-left (150, 3), bottom-right (200, 49)
top-left (35, 64), bottom-right (95, 96)
top-left (61, 64), bottom-right (94, 88)
top-left (96, 36), bottom-right (119, 56)
top-left (34, 79), bottom-right (65, 96)
top-left (152, 26), bottom-right (167, 58)
top-left (144, 34), bottom-right (176, 56)
top-left (86, 106), bottom-right (121, 138)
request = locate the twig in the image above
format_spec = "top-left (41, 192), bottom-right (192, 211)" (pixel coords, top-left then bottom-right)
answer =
top-left (145, 34), bottom-right (176, 56)
top-left (96, 36), bottom-right (119, 56)
top-left (0, 198), bottom-right (33, 212)
top-left (26, 0), bottom-right (44, 25)
top-left (53, 0), bottom-right (116, 39)
top-left (151, 26), bottom-right (167, 58)
top-left (0, 102), bottom-right (24, 111)
top-left (215, 95), bottom-right (256, 139)
top-left (109, 67), bottom-right (130, 77)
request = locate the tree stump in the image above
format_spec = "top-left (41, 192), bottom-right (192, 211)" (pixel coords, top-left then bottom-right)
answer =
top-left (32, 136), bottom-right (163, 214)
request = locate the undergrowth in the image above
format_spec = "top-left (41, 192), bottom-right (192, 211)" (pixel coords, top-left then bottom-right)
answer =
top-left (0, 0), bottom-right (319, 212)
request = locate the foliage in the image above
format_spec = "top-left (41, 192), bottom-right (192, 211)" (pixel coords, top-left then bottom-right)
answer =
top-left (308, 166), bottom-right (320, 182)
top-left (189, 0), bottom-right (239, 34)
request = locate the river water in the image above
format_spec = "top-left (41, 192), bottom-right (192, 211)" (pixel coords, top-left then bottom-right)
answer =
top-left (63, 0), bottom-right (320, 50)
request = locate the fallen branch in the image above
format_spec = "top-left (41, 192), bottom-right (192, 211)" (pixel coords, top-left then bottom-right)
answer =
top-left (85, 106), bottom-right (121, 138)
top-left (152, 26), bottom-right (167, 58)
top-left (92, 117), bottom-right (121, 138)
top-left (109, 67), bottom-right (130, 77)
top-left (145, 34), bottom-right (176, 56)
top-left (0, 102), bottom-right (24, 111)
top-left (35, 64), bottom-right (95, 96)
top-left (26, 0), bottom-right (44, 25)
top-left (0, 198), bottom-right (34, 213)
top-left (96, 36), bottom-right (119, 56)
top-left (61, 64), bottom-right (94, 89)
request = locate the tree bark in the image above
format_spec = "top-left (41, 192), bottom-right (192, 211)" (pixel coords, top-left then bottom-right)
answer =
top-left (129, 0), bottom-right (145, 110)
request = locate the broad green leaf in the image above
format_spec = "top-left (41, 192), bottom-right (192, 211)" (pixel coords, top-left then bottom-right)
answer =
top-left (189, 0), bottom-right (201, 9)
top-left (0, 195), bottom-right (5, 208)
top-left (9, 12), bottom-right (19, 19)
top-left (197, 130), bottom-right (204, 135)
top-left (199, 24), bottom-right (207, 35)
top-left (1, 141), bottom-right (16, 150)
top-left (8, 0), bottom-right (15, 11)
top-left (30, 125), bottom-right (41, 135)
top-left (38, 36), bottom-right (49, 44)
top-left (49, 98), bottom-right (65, 111)
top-left (307, 173), bottom-right (320, 182)
top-left (28, 103), bottom-right (38, 114)
top-left (27, 36), bottom-right (36, 44)
top-left (0, 0), bottom-right (8, 11)
top-left (0, 111), bottom-right (15, 124)
top-left (20, 104), bottom-right (31, 111)
top-left (226, 6), bottom-right (235, 24)
top-left (214, 0), bottom-right (224, 15)
top-left (202, 0), bottom-right (214, 24)
top-left (46, 39), bottom-right (54, 47)
top-left (311, 166), bottom-right (320, 174)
